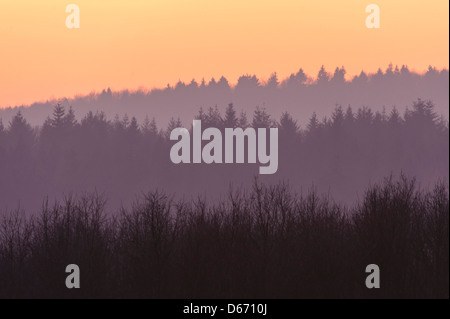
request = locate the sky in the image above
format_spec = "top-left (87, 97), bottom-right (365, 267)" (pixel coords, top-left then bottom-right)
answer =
top-left (0, 0), bottom-right (448, 108)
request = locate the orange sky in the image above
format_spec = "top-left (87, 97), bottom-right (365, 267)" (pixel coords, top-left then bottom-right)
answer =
top-left (0, 0), bottom-right (448, 108)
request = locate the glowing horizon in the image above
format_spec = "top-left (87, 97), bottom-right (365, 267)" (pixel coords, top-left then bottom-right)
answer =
top-left (0, 0), bottom-right (448, 108)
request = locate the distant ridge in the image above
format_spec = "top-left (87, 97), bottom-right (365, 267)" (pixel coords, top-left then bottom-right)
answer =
top-left (1, 65), bottom-right (448, 128)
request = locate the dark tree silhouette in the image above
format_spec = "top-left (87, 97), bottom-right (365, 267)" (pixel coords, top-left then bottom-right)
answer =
top-left (0, 177), bottom-right (447, 298)
top-left (223, 103), bottom-right (238, 129)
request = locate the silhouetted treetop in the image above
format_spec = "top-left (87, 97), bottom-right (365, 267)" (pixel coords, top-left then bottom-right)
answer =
top-left (252, 106), bottom-right (273, 128)
top-left (223, 103), bottom-right (238, 129)
top-left (317, 65), bottom-right (330, 85)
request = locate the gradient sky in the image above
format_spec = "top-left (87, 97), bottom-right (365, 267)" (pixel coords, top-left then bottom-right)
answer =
top-left (0, 0), bottom-right (448, 108)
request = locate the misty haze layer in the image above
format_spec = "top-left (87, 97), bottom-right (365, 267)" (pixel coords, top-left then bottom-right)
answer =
top-left (0, 98), bottom-right (448, 212)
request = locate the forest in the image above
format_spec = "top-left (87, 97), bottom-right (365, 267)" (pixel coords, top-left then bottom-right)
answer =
top-left (0, 176), bottom-right (448, 298)
top-left (0, 98), bottom-right (448, 210)
top-left (0, 97), bottom-right (448, 298)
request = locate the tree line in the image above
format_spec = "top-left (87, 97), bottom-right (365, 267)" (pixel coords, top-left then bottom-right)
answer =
top-left (1, 64), bottom-right (447, 129)
top-left (0, 176), bottom-right (448, 298)
top-left (0, 99), bottom-right (448, 211)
